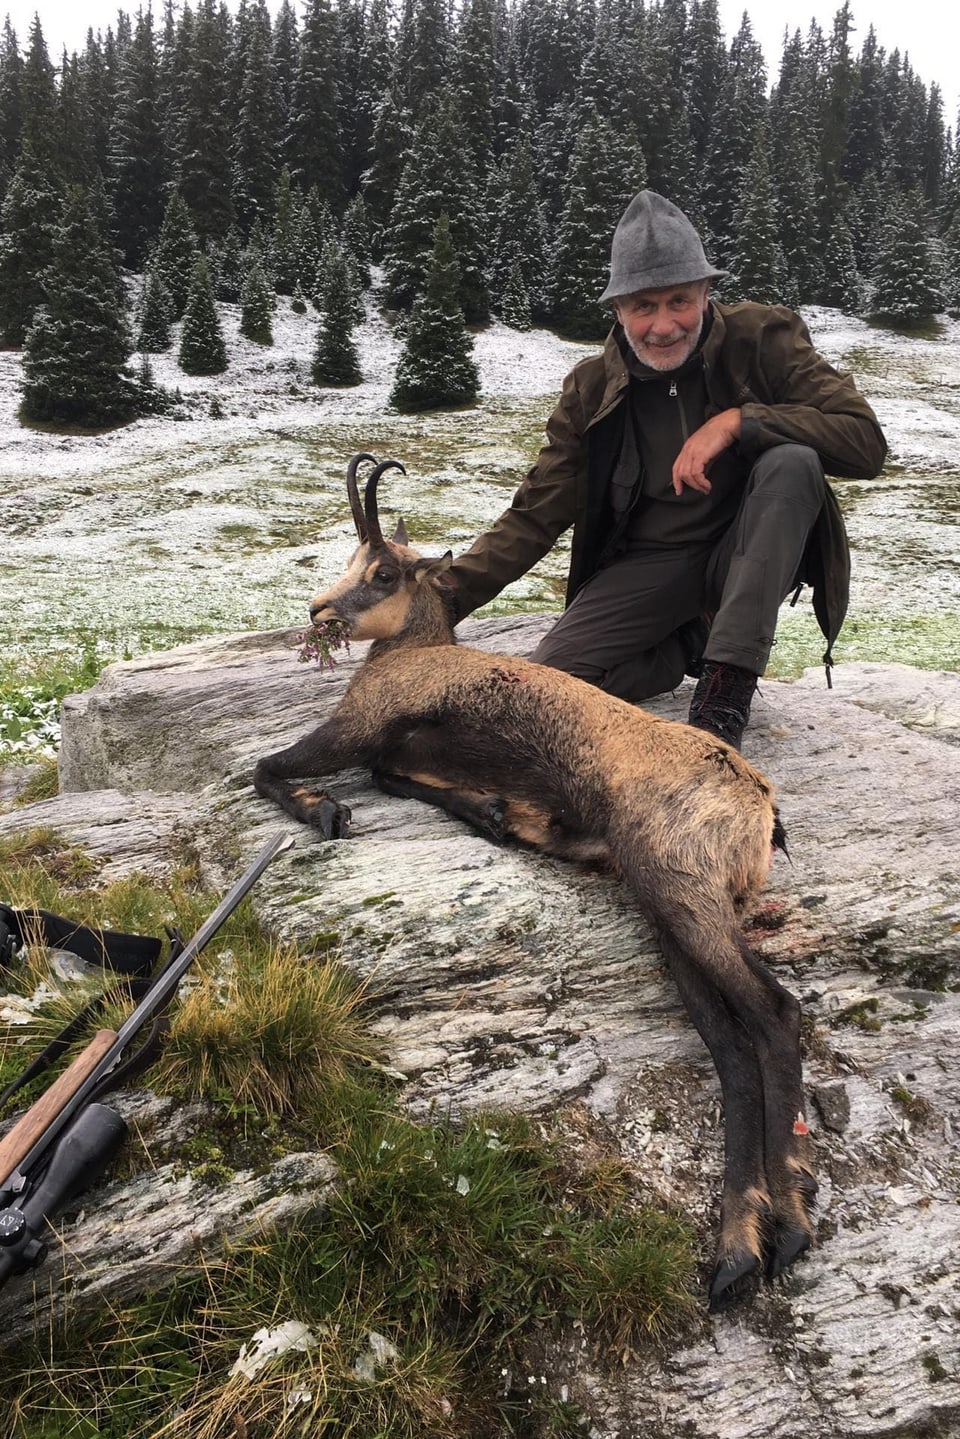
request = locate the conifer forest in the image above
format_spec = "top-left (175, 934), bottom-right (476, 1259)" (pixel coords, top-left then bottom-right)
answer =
top-left (0, 0), bottom-right (958, 425)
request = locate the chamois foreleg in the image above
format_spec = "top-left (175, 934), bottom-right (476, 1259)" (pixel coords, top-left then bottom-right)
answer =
top-left (373, 769), bottom-right (611, 864)
top-left (253, 713), bottom-right (366, 835)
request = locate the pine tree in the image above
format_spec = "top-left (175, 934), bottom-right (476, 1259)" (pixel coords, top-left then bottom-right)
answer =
top-left (500, 256), bottom-right (533, 330)
top-left (487, 131), bottom-right (547, 318)
top-left (348, 0), bottom-right (393, 194)
top-left (175, 0), bottom-right (234, 245)
top-left (395, 0), bottom-right (451, 123)
top-left (0, 19), bottom-right (24, 199)
top-left (312, 245), bottom-right (362, 386)
top-left (361, 92), bottom-right (410, 256)
top-left (107, 8), bottom-right (166, 267)
top-left (232, 1), bottom-right (280, 235)
top-left (210, 225), bottom-right (245, 302)
top-left (342, 193), bottom-right (372, 289)
top-left (240, 254), bottom-right (274, 344)
top-left (726, 126), bottom-right (784, 304)
top-left (285, 0), bottom-right (343, 204)
top-left (270, 168), bottom-right (300, 295)
top-left (456, 0), bottom-right (497, 174)
top-left (154, 190), bottom-right (200, 319)
top-left (941, 206), bottom-right (960, 314)
top-left (19, 17), bottom-right (59, 173)
top-left (20, 185), bottom-right (137, 428)
top-left (869, 192), bottom-right (942, 321)
top-left (548, 112), bottom-right (645, 340)
top-left (178, 255), bottom-right (228, 374)
top-left (383, 96), bottom-right (489, 322)
top-left (819, 212), bottom-right (862, 313)
top-left (391, 212), bottom-right (479, 412)
top-left (0, 143), bottom-right (62, 345)
top-left (137, 266), bottom-right (173, 351)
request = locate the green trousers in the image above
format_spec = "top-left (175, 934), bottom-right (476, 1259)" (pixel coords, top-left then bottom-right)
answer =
top-left (532, 444), bottom-right (826, 701)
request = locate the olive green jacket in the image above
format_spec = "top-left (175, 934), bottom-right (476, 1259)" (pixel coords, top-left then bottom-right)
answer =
top-left (449, 301), bottom-right (887, 655)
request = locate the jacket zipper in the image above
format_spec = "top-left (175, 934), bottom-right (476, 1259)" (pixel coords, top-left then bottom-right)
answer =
top-left (669, 380), bottom-right (689, 443)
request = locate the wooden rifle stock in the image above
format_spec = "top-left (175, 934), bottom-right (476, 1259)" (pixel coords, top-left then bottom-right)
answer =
top-left (0, 1031), bottom-right (118, 1185)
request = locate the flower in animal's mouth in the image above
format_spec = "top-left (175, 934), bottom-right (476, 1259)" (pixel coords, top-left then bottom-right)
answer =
top-left (296, 617), bottom-right (352, 670)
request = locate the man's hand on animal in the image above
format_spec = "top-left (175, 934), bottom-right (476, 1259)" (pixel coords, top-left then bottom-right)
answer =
top-left (671, 407), bottom-right (743, 495)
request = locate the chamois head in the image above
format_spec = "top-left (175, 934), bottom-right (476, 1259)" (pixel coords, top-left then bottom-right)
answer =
top-left (309, 453), bottom-right (454, 645)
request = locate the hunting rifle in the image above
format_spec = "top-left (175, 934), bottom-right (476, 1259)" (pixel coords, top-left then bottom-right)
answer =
top-left (0, 830), bottom-right (294, 1289)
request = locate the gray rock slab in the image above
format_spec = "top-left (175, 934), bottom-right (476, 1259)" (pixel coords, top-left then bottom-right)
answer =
top-left (3, 616), bottom-right (959, 1436)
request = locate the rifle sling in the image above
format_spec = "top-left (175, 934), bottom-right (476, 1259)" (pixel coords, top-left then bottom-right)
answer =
top-left (0, 906), bottom-right (166, 1111)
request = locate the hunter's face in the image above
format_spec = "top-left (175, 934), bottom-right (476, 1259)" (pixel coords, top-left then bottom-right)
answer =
top-left (614, 281), bottom-right (710, 371)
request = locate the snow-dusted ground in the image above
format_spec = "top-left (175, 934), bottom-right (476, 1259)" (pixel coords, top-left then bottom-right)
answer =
top-left (1, 289), bottom-right (958, 696)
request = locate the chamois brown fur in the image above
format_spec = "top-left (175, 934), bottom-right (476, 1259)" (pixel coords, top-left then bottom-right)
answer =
top-left (253, 454), bottom-right (817, 1311)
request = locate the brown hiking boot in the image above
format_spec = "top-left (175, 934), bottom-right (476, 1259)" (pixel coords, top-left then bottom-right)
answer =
top-left (687, 661), bottom-right (758, 750)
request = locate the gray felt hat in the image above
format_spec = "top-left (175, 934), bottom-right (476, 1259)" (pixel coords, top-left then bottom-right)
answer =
top-left (599, 190), bottom-right (727, 302)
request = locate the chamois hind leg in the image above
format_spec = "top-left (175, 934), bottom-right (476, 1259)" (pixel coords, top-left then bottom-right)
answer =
top-left (373, 770), bottom-right (611, 864)
top-left (655, 929), bottom-right (772, 1310)
top-left (735, 935), bottom-right (817, 1278)
top-left (630, 873), bottom-right (815, 1303)
top-left (253, 716), bottom-right (359, 835)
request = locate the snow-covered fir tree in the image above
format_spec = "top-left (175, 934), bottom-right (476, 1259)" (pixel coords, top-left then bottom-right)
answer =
top-left (383, 95), bottom-right (489, 323)
top-left (0, 142), bottom-right (61, 344)
top-left (210, 226), bottom-right (245, 303)
top-left (154, 190), bottom-right (200, 320)
top-left (311, 244), bottom-right (362, 386)
top-left (391, 211), bottom-right (479, 412)
top-left (270, 168), bottom-right (300, 295)
top-left (548, 112), bottom-right (645, 340)
top-left (178, 255), bottom-right (228, 374)
top-left (500, 255), bottom-right (533, 330)
top-left (819, 213), bottom-right (863, 314)
top-left (20, 185), bottom-right (138, 427)
top-left (341, 192), bottom-right (372, 289)
top-left (486, 132), bottom-right (547, 319)
top-left (725, 125), bottom-right (784, 304)
top-left (106, 8), bottom-right (166, 268)
top-left (240, 254), bottom-right (274, 344)
top-left (869, 191), bottom-right (942, 321)
top-left (137, 266), bottom-right (173, 351)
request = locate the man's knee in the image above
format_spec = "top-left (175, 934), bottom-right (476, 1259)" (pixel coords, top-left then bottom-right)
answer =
top-left (749, 444), bottom-right (825, 509)
top-left (532, 623), bottom-right (604, 684)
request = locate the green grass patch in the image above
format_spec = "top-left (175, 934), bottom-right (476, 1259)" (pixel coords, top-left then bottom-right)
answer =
top-left (0, 834), bottom-right (698, 1436)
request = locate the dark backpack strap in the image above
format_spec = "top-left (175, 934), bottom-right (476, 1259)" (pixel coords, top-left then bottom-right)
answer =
top-left (0, 905), bottom-right (161, 977)
top-left (0, 907), bottom-right (167, 1111)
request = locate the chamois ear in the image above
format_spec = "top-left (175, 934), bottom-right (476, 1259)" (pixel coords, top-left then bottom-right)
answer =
top-left (412, 552), bottom-right (453, 585)
top-left (392, 517), bottom-right (409, 546)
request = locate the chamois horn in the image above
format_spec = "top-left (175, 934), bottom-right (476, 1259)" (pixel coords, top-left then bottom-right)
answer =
top-left (346, 452), bottom-right (377, 541)
top-left (363, 458), bottom-right (406, 550)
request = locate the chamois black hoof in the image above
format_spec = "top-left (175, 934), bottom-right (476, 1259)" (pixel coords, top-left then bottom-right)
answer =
top-left (316, 797), bottom-right (351, 839)
top-left (708, 1252), bottom-right (762, 1312)
top-left (477, 797), bottom-right (507, 842)
top-left (766, 1226), bottom-right (812, 1280)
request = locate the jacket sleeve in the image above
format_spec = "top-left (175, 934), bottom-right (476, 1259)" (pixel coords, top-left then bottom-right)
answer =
top-left (447, 363), bottom-right (588, 618)
top-left (736, 309), bottom-right (887, 479)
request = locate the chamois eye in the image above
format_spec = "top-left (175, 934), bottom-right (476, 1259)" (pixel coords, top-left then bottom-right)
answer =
top-left (374, 566), bottom-right (397, 585)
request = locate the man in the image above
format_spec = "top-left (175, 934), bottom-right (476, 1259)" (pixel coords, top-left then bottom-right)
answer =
top-left (446, 190), bottom-right (887, 749)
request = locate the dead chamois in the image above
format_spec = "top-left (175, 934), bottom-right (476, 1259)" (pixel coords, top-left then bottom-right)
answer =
top-left (253, 452), bottom-right (816, 1311)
